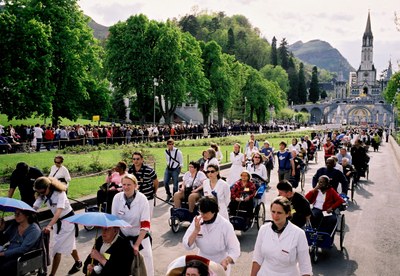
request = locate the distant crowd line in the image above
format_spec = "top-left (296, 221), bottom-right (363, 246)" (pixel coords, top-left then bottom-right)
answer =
top-left (0, 122), bottom-right (299, 154)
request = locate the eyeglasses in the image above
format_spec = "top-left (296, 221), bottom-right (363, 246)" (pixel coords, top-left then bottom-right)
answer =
top-left (132, 158), bottom-right (141, 161)
top-left (206, 170), bottom-right (216, 174)
top-left (35, 189), bottom-right (47, 195)
top-left (15, 211), bottom-right (22, 216)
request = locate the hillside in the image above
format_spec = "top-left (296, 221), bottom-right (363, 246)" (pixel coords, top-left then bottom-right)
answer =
top-left (88, 18), bottom-right (109, 40)
top-left (289, 39), bottom-right (355, 81)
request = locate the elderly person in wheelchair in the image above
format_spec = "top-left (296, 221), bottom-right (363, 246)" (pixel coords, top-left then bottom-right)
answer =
top-left (305, 175), bottom-right (345, 236)
top-left (228, 170), bottom-right (257, 226)
top-left (83, 227), bottom-right (134, 276)
top-left (0, 209), bottom-right (41, 275)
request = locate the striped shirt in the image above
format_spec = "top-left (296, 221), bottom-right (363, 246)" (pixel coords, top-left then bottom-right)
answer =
top-left (128, 164), bottom-right (157, 200)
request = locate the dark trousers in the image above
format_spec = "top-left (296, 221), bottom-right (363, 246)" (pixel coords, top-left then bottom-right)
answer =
top-left (310, 207), bottom-right (337, 235)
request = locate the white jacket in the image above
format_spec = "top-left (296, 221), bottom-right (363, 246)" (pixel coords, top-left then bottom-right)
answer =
top-left (253, 221), bottom-right (312, 275)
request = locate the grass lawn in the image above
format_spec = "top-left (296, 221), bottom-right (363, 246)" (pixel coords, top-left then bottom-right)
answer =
top-left (0, 131), bottom-right (311, 200)
top-left (0, 113), bottom-right (112, 127)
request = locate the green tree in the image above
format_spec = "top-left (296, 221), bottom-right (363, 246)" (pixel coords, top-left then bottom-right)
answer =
top-left (260, 64), bottom-right (290, 95)
top-left (0, 0), bottom-right (110, 124)
top-left (278, 38), bottom-right (289, 70)
top-left (106, 15), bottom-right (156, 123)
top-left (35, 0), bottom-right (109, 125)
top-left (0, 1), bottom-right (53, 120)
top-left (226, 27), bottom-right (235, 55)
top-left (107, 16), bottom-right (207, 124)
top-left (200, 41), bottom-right (234, 124)
top-left (242, 67), bottom-right (284, 123)
top-left (309, 66), bottom-right (320, 103)
top-left (179, 14), bottom-right (199, 37)
top-left (320, 90), bottom-right (328, 99)
top-left (298, 63), bottom-right (308, 104)
top-left (271, 36), bottom-right (278, 66)
top-left (287, 55), bottom-right (299, 105)
top-left (383, 71), bottom-right (400, 104)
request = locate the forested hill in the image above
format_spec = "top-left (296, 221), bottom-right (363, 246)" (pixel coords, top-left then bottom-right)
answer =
top-left (88, 18), bottom-right (109, 40)
top-left (288, 40), bottom-right (355, 81)
top-left (178, 12), bottom-right (271, 70)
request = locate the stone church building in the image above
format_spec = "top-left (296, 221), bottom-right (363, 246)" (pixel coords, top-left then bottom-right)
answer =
top-left (293, 12), bottom-right (393, 127)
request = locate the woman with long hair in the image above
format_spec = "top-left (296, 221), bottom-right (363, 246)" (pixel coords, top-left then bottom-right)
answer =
top-left (203, 148), bottom-right (220, 172)
top-left (33, 177), bottom-right (82, 276)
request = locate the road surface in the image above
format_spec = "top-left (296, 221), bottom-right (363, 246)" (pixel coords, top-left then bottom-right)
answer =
top-left (46, 139), bottom-right (400, 276)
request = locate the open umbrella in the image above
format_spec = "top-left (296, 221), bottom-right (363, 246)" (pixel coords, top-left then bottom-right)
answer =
top-left (0, 197), bottom-right (37, 213)
top-left (63, 212), bottom-right (131, 228)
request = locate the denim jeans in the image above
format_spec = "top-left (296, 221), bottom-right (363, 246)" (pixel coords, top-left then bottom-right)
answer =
top-left (164, 167), bottom-right (180, 196)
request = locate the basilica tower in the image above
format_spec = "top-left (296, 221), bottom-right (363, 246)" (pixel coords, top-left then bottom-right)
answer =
top-left (350, 11), bottom-right (380, 98)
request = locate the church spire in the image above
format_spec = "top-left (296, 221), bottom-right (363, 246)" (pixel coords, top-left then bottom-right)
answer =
top-left (386, 59), bottom-right (393, 80)
top-left (363, 11), bottom-right (373, 47)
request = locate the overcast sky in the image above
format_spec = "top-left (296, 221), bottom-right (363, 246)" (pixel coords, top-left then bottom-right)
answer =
top-left (79, 0), bottom-right (400, 74)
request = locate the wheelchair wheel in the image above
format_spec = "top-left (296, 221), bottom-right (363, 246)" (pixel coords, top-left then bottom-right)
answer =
top-left (340, 214), bottom-right (346, 251)
top-left (256, 202), bottom-right (265, 230)
top-left (170, 216), bottom-right (180, 233)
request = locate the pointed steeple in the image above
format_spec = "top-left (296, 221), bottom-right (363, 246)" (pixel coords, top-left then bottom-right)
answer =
top-left (386, 59), bottom-right (393, 80)
top-left (363, 11), bottom-right (373, 47)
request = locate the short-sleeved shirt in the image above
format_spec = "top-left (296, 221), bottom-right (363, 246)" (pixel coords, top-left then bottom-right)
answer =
top-left (128, 164), bottom-right (157, 200)
top-left (277, 150), bottom-right (292, 171)
top-left (10, 167), bottom-right (43, 206)
top-left (290, 192), bottom-right (312, 228)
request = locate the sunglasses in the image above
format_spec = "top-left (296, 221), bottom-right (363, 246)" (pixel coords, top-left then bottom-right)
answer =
top-left (35, 189), bottom-right (46, 195)
top-left (253, 156), bottom-right (261, 159)
top-left (54, 161), bottom-right (62, 164)
top-left (132, 158), bottom-right (141, 161)
top-left (206, 170), bottom-right (216, 174)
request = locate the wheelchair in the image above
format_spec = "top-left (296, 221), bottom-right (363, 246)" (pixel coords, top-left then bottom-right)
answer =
top-left (16, 232), bottom-right (50, 276)
top-left (169, 190), bottom-right (199, 233)
top-left (305, 194), bottom-right (348, 263)
top-left (228, 174), bottom-right (267, 232)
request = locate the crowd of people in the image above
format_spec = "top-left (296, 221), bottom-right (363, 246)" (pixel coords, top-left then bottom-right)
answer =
top-left (0, 122), bottom-right (298, 154)
top-left (0, 124), bottom-right (380, 275)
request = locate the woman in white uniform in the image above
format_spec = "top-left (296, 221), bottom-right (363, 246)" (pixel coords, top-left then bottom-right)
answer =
top-left (203, 148), bottom-right (220, 172)
top-left (183, 197), bottom-right (240, 276)
top-left (250, 196), bottom-right (312, 276)
top-left (111, 174), bottom-right (154, 276)
top-left (49, 155), bottom-right (71, 190)
top-left (227, 143), bottom-right (245, 186)
top-left (202, 164), bottom-right (230, 220)
top-left (33, 177), bottom-right (82, 276)
top-left (246, 152), bottom-right (268, 184)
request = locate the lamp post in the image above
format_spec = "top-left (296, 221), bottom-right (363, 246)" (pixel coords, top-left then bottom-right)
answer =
top-left (244, 97), bottom-right (247, 123)
top-left (153, 78), bottom-right (159, 126)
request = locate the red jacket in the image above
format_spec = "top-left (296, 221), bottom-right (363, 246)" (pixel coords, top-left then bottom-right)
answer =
top-left (305, 187), bottom-right (344, 211)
